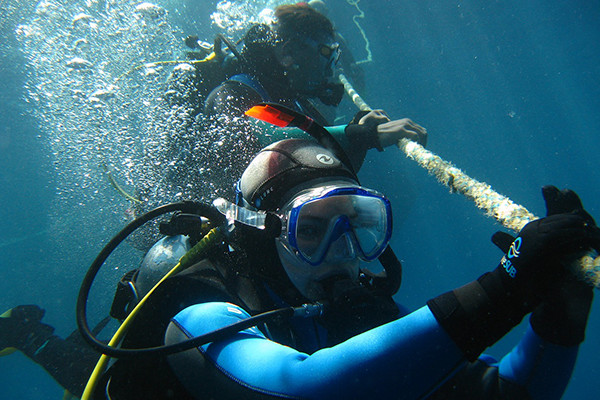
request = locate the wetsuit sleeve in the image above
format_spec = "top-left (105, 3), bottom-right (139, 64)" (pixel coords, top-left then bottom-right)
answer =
top-left (167, 303), bottom-right (579, 399)
top-left (166, 302), bottom-right (466, 399)
top-left (497, 324), bottom-right (578, 399)
top-left (431, 323), bottom-right (578, 399)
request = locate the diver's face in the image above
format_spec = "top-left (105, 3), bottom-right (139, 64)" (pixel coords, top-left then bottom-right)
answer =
top-left (281, 33), bottom-right (339, 93)
top-left (276, 239), bottom-right (360, 301)
top-left (273, 180), bottom-right (392, 301)
top-left (294, 195), bottom-right (358, 262)
top-left (276, 195), bottom-right (360, 301)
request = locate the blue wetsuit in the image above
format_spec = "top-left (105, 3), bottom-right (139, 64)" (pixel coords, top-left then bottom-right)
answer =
top-left (166, 300), bottom-right (577, 399)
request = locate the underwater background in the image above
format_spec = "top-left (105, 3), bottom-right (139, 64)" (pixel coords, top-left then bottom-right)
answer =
top-left (0, 0), bottom-right (598, 398)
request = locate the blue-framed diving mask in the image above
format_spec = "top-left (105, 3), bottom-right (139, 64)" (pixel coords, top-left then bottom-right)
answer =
top-left (218, 182), bottom-right (393, 267)
top-left (278, 184), bottom-right (392, 266)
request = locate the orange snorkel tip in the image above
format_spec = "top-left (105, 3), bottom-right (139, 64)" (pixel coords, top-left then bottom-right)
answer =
top-left (245, 104), bottom-right (295, 127)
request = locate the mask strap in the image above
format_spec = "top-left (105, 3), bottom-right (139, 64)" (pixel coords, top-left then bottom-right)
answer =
top-left (213, 198), bottom-right (282, 238)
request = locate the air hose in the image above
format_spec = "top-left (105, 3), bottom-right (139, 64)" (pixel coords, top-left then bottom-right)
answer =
top-left (339, 73), bottom-right (600, 288)
top-left (100, 162), bottom-right (142, 204)
top-left (78, 202), bottom-right (220, 398)
top-left (78, 201), bottom-right (324, 398)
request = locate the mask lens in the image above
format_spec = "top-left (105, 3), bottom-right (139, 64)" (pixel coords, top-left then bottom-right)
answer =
top-left (319, 44), bottom-right (332, 57)
top-left (348, 196), bottom-right (389, 257)
top-left (289, 189), bottom-right (391, 265)
top-left (295, 212), bottom-right (330, 259)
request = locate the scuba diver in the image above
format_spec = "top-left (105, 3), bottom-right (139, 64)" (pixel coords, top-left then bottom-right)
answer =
top-left (197, 3), bottom-right (425, 152)
top-left (139, 2), bottom-right (426, 228)
top-left (1, 137), bottom-right (597, 399)
top-left (177, 2), bottom-right (370, 127)
top-left (306, 0), bottom-right (367, 94)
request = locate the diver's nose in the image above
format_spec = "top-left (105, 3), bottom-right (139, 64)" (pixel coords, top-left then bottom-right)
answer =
top-left (323, 232), bottom-right (356, 263)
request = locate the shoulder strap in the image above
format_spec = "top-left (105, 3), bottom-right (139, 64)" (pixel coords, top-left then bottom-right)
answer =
top-left (227, 74), bottom-right (272, 102)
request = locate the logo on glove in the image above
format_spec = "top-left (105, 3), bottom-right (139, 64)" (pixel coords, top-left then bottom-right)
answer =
top-left (507, 237), bottom-right (522, 259)
top-left (501, 237), bottom-right (521, 278)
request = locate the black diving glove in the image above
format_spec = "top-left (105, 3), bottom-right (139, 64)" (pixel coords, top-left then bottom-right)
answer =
top-left (427, 186), bottom-right (600, 361)
top-left (0, 305), bottom-right (55, 356)
top-left (529, 186), bottom-right (595, 346)
top-left (344, 110), bottom-right (384, 152)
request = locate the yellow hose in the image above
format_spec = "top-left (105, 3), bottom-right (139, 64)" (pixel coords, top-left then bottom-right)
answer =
top-left (339, 73), bottom-right (600, 288)
top-left (101, 162), bottom-right (142, 205)
top-left (81, 227), bottom-right (224, 399)
top-left (113, 52), bottom-right (217, 84)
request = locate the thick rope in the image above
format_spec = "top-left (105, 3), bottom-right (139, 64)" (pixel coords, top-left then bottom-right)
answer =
top-left (339, 73), bottom-right (600, 288)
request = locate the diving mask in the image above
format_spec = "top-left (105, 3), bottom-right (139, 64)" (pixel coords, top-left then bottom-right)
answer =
top-left (215, 182), bottom-right (392, 266)
top-left (312, 39), bottom-right (340, 71)
top-left (278, 184), bottom-right (392, 266)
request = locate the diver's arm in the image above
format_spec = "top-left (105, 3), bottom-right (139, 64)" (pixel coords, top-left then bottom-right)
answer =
top-left (166, 302), bottom-right (466, 399)
top-left (166, 302), bottom-right (581, 400)
top-left (29, 333), bottom-right (100, 397)
top-left (203, 82), bottom-right (378, 170)
top-left (0, 305), bottom-right (98, 397)
top-left (430, 322), bottom-right (579, 399)
top-left (425, 186), bottom-right (597, 399)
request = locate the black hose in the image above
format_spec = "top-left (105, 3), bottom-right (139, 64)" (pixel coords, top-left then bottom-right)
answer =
top-left (76, 199), bottom-right (321, 359)
top-left (86, 306), bottom-right (296, 359)
top-left (217, 33), bottom-right (246, 64)
top-left (76, 201), bottom-right (225, 358)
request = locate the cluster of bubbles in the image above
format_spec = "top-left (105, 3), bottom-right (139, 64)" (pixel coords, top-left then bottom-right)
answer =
top-left (210, 0), bottom-right (288, 38)
top-left (16, 1), bottom-right (178, 218)
top-left (14, 0), bottom-right (279, 251)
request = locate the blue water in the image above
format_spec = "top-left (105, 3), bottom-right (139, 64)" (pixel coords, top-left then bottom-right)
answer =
top-left (1, 1), bottom-right (598, 398)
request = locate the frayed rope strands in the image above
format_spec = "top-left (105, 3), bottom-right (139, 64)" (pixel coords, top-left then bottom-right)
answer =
top-left (339, 73), bottom-right (600, 288)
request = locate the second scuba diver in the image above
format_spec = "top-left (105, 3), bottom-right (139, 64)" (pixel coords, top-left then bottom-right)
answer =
top-left (138, 3), bottom-right (427, 226)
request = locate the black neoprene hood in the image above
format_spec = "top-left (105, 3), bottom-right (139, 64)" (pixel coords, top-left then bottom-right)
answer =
top-left (239, 139), bottom-right (357, 211)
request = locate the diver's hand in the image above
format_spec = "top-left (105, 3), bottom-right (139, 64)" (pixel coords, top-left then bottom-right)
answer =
top-left (490, 186), bottom-right (600, 309)
top-left (358, 109), bottom-right (391, 126)
top-left (375, 118), bottom-right (428, 148)
top-left (528, 186), bottom-right (596, 345)
top-left (346, 109), bottom-right (428, 151)
top-left (490, 212), bottom-right (593, 309)
top-left (357, 110), bottom-right (427, 148)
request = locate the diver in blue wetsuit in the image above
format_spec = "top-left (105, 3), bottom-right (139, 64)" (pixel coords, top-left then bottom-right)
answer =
top-left (1, 138), bottom-right (597, 399)
top-left (103, 138), bottom-right (598, 399)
